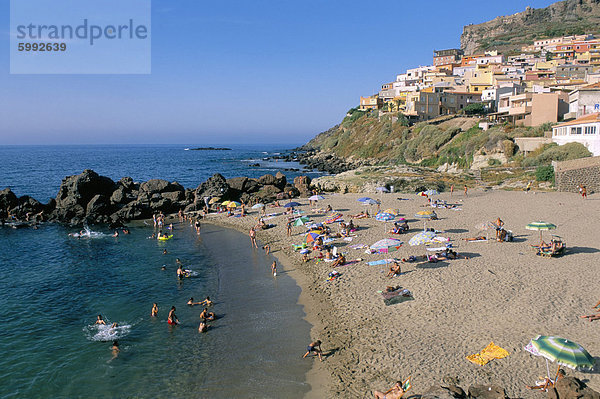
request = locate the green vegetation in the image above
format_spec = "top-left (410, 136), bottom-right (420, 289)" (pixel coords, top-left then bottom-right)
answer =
top-left (522, 143), bottom-right (592, 167)
top-left (464, 103), bottom-right (486, 115)
top-left (535, 165), bottom-right (555, 182)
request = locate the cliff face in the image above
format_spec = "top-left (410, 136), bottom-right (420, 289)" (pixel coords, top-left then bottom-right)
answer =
top-left (461, 0), bottom-right (600, 55)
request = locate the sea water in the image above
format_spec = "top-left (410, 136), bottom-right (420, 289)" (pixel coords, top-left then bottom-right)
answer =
top-left (0, 145), bottom-right (317, 398)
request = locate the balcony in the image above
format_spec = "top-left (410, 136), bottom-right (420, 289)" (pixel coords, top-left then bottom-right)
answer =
top-left (509, 105), bottom-right (532, 115)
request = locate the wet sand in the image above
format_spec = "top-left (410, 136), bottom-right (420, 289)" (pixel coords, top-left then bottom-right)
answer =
top-left (204, 189), bottom-right (600, 398)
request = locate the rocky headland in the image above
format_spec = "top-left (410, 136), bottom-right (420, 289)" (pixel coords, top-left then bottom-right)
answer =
top-left (0, 169), bottom-right (314, 226)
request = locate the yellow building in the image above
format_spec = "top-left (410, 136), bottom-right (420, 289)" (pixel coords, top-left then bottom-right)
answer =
top-left (359, 95), bottom-right (382, 110)
top-left (464, 66), bottom-right (494, 93)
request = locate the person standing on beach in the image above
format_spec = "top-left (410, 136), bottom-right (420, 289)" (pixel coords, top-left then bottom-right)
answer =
top-left (271, 261), bottom-right (277, 277)
top-left (464, 185), bottom-right (468, 196)
top-left (249, 227), bottom-right (258, 248)
top-left (450, 184), bottom-right (454, 197)
top-left (286, 220), bottom-right (292, 237)
top-left (582, 185), bottom-right (587, 199)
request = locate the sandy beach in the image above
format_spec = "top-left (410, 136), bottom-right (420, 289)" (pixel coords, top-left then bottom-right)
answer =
top-left (204, 189), bottom-right (600, 398)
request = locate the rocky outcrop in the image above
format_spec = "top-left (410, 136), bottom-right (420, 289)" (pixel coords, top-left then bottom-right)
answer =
top-left (549, 376), bottom-right (600, 399)
top-left (2, 169), bottom-right (313, 226)
top-left (461, 0), bottom-right (600, 55)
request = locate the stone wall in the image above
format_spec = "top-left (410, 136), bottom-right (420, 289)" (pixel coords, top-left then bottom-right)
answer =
top-left (553, 156), bottom-right (600, 193)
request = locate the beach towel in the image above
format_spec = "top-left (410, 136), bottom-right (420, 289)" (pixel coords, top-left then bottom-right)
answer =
top-left (379, 288), bottom-right (413, 306)
top-left (343, 237), bottom-right (353, 242)
top-left (368, 259), bottom-right (394, 266)
top-left (466, 342), bottom-right (509, 366)
top-left (349, 244), bottom-right (368, 249)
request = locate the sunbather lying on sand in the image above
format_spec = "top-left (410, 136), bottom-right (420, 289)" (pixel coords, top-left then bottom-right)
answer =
top-left (464, 236), bottom-right (487, 241)
top-left (350, 211), bottom-right (369, 219)
top-left (527, 369), bottom-right (565, 391)
top-left (373, 381), bottom-right (404, 399)
top-left (331, 255), bottom-right (346, 268)
top-left (580, 312), bottom-right (600, 321)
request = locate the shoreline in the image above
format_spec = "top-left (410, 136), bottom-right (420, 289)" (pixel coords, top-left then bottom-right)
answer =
top-left (200, 215), bottom-right (332, 398)
top-left (198, 189), bottom-right (600, 398)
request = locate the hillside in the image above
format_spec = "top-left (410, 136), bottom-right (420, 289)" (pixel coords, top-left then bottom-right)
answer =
top-left (303, 110), bottom-right (591, 171)
top-left (461, 0), bottom-right (600, 55)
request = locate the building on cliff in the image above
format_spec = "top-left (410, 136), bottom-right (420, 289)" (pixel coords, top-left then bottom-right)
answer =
top-left (553, 113), bottom-right (600, 156)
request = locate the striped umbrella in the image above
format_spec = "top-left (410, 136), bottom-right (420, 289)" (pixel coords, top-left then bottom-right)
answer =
top-left (409, 231), bottom-right (437, 246)
top-left (309, 195), bottom-right (325, 201)
top-left (227, 201), bottom-right (241, 208)
top-left (375, 212), bottom-right (395, 221)
top-left (384, 208), bottom-right (400, 216)
top-left (526, 221), bottom-right (557, 242)
top-left (325, 212), bottom-right (342, 224)
top-left (424, 189), bottom-right (439, 196)
top-left (305, 232), bottom-right (321, 243)
top-left (529, 335), bottom-right (595, 371)
top-left (221, 200), bottom-right (231, 206)
top-left (370, 238), bottom-right (403, 254)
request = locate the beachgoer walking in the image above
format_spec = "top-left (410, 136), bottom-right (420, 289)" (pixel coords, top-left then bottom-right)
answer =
top-left (450, 184), bottom-right (454, 197)
top-left (582, 185), bottom-right (587, 199)
top-left (464, 185), bottom-right (468, 196)
top-left (271, 261), bottom-right (277, 277)
top-left (303, 340), bottom-right (323, 361)
top-left (167, 306), bottom-right (179, 326)
top-left (286, 220), bottom-right (292, 237)
top-left (263, 243), bottom-right (270, 255)
top-left (526, 181), bottom-right (532, 193)
top-left (249, 227), bottom-right (258, 248)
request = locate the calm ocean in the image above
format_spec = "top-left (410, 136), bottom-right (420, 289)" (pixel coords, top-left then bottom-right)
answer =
top-left (0, 145), bottom-right (320, 399)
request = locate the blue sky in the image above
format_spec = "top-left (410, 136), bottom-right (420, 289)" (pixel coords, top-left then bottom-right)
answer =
top-left (0, 0), bottom-right (557, 145)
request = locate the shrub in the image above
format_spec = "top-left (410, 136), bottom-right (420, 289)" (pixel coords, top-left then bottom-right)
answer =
top-left (488, 158), bottom-right (501, 166)
top-left (535, 165), bottom-right (554, 182)
top-left (464, 103), bottom-right (486, 115)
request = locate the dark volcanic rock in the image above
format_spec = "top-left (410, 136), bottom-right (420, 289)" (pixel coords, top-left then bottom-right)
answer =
top-left (86, 195), bottom-right (111, 220)
top-left (550, 377), bottom-right (600, 399)
top-left (227, 177), bottom-right (249, 192)
top-left (258, 174), bottom-right (277, 186)
top-left (256, 184), bottom-right (282, 201)
top-left (53, 169), bottom-right (116, 223)
top-left (275, 172), bottom-right (287, 190)
top-left (139, 179), bottom-right (170, 194)
top-left (195, 173), bottom-right (231, 202)
top-left (421, 385), bottom-right (466, 399)
top-left (294, 175), bottom-right (312, 197)
top-left (18, 195), bottom-right (45, 214)
top-left (110, 187), bottom-right (127, 205)
top-left (0, 188), bottom-right (19, 211)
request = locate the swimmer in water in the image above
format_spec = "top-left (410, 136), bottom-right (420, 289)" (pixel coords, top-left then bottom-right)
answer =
top-left (167, 306), bottom-right (179, 326)
top-left (198, 320), bottom-right (208, 333)
top-left (187, 297), bottom-right (201, 306)
top-left (161, 265), bottom-right (167, 270)
top-left (151, 303), bottom-right (158, 317)
top-left (112, 230), bottom-right (119, 237)
top-left (122, 228), bottom-right (130, 234)
top-left (199, 308), bottom-right (216, 321)
top-left (199, 296), bottom-right (213, 307)
top-left (111, 340), bottom-right (120, 359)
top-left (111, 322), bottom-right (118, 329)
top-left (163, 249), bottom-right (167, 255)
top-left (95, 315), bottom-right (106, 325)
top-left (177, 264), bottom-right (186, 279)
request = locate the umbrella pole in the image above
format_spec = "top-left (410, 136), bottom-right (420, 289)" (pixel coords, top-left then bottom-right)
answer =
top-left (545, 358), bottom-right (550, 379)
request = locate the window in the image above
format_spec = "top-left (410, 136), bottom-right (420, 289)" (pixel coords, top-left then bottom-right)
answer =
top-left (571, 127), bottom-right (582, 134)
top-left (585, 126), bottom-right (596, 134)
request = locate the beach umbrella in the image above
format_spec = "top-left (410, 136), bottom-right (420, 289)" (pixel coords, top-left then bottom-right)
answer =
top-left (209, 197), bottom-right (221, 204)
top-left (358, 197), bottom-right (374, 202)
top-left (221, 200), bottom-right (231, 206)
top-left (361, 199), bottom-right (378, 206)
top-left (227, 201), bottom-right (241, 208)
top-left (397, 217), bottom-right (406, 222)
top-left (424, 189), bottom-right (439, 196)
top-left (252, 203), bottom-right (265, 209)
top-left (293, 217), bottom-right (311, 226)
top-left (475, 221), bottom-right (496, 231)
top-left (376, 186), bottom-right (390, 193)
top-left (526, 221), bottom-right (557, 242)
top-left (309, 195), bottom-right (325, 201)
top-left (305, 232), bottom-right (321, 243)
top-left (416, 191), bottom-right (428, 197)
top-left (526, 335), bottom-right (595, 371)
top-left (325, 212), bottom-right (342, 224)
top-left (284, 202), bottom-right (301, 208)
top-left (375, 212), bottom-right (395, 221)
top-left (384, 208), bottom-right (400, 216)
top-left (415, 210), bottom-right (436, 219)
top-left (409, 231), bottom-right (437, 246)
top-left (370, 238), bottom-right (403, 254)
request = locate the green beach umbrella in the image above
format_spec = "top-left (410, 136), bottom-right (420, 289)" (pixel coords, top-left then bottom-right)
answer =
top-left (529, 335), bottom-right (595, 371)
top-left (293, 217), bottom-right (310, 226)
top-left (526, 221), bottom-right (557, 242)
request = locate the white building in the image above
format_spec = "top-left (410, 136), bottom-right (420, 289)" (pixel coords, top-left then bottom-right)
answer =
top-left (567, 83), bottom-right (600, 119)
top-left (552, 113), bottom-right (600, 156)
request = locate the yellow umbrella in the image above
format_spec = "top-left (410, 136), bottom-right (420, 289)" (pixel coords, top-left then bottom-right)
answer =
top-left (384, 208), bottom-right (399, 216)
top-left (209, 197), bottom-right (221, 204)
top-left (221, 200), bottom-right (231, 206)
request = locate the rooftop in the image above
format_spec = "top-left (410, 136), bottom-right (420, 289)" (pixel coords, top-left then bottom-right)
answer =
top-left (555, 113), bottom-right (600, 127)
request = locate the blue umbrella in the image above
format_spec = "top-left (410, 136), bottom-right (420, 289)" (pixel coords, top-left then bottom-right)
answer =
top-left (376, 187), bottom-right (390, 193)
top-left (284, 202), bottom-right (301, 208)
top-left (309, 195), bottom-right (325, 201)
top-left (361, 198), bottom-right (378, 205)
top-left (375, 212), bottom-right (395, 221)
top-left (358, 197), bottom-right (374, 202)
